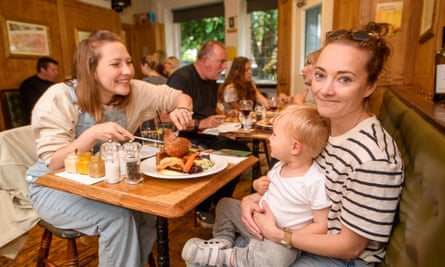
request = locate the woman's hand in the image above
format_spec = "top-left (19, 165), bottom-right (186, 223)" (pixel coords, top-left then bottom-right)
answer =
top-left (253, 201), bottom-right (281, 242)
top-left (49, 122), bottom-right (132, 171)
top-left (291, 89), bottom-right (309, 104)
top-left (252, 176), bottom-right (270, 195)
top-left (241, 193), bottom-right (264, 239)
top-left (200, 114), bottom-right (226, 129)
top-left (225, 109), bottom-right (239, 119)
top-left (277, 93), bottom-right (290, 105)
top-left (85, 121), bottom-right (133, 142)
top-left (169, 107), bottom-right (193, 130)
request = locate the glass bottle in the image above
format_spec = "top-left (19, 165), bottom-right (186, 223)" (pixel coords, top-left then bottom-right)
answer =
top-left (77, 152), bottom-right (91, 175)
top-left (434, 27), bottom-right (445, 103)
top-left (100, 141), bottom-right (121, 184)
top-left (123, 141), bottom-right (143, 184)
top-left (88, 155), bottom-right (105, 178)
top-left (64, 149), bottom-right (79, 174)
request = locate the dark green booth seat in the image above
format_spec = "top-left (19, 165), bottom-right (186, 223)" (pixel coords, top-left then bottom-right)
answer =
top-left (0, 89), bottom-right (28, 130)
top-left (369, 87), bottom-right (445, 267)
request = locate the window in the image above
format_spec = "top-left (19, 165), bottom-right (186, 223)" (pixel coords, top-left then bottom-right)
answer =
top-left (179, 17), bottom-right (225, 65)
top-left (173, 3), bottom-right (225, 65)
top-left (304, 4), bottom-right (321, 59)
top-left (249, 9), bottom-right (278, 84)
top-left (172, 1), bottom-right (278, 85)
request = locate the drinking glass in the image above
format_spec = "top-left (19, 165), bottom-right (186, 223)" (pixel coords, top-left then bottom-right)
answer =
top-left (239, 100), bottom-right (254, 130)
top-left (269, 96), bottom-right (278, 112)
top-left (140, 119), bottom-right (158, 146)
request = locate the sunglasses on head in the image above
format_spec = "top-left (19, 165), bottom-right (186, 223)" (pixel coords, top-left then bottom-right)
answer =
top-left (326, 29), bottom-right (379, 41)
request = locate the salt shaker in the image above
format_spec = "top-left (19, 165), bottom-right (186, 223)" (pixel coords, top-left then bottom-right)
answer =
top-left (123, 141), bottom-right (143, 184)
top-left (100, 141), bottom-right (121, 184)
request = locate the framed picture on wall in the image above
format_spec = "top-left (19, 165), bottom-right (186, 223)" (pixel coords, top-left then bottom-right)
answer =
top-left (74, 28), bottom-right (91, 45)
top-left (419, 0), bottom-right (435, 43)
top-left (1, 17), bottom-right (51, 57)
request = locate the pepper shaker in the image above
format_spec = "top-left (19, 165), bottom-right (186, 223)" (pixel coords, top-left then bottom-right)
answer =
top-left (123, 141), bottom-right (143, 184)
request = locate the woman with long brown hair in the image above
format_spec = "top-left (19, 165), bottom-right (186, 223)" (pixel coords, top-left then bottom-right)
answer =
top-left (26, 30), bottom-right (192, 266)
top-left (217, 56), bottom-right (269, 116)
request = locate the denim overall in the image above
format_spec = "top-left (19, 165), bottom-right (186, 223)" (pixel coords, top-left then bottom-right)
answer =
top-left (27, 85), bottom-right (156, 267)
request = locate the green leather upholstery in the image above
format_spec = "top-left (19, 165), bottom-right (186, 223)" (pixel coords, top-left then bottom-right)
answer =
top-left (372, 88), bottom-right (445, 267)
top-left (0, 89), bottom-right (28, 129)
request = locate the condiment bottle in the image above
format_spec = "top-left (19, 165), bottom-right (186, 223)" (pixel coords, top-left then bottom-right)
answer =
top-left (123, 141), bottom-right (143, 184)
top-left (100, 141), bottom-right (121, 184)
top-left (64, 149), bottom-right (79, 173)
top-left (88, 155), bottom-right (105, 178)
top-left (77, 152), bottom-right (91, 175)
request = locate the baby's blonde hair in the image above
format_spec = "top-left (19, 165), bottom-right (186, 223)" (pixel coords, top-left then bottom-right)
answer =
top-left (274, 105), bottom-right (330, 158)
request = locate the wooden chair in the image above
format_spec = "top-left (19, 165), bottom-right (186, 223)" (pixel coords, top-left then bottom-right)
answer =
top-left (0, 126), bottom-right (87, 267)
top-left (1, 126), bottom-right (157, 267)
top-left (36, 220), bottom-right (84, 267)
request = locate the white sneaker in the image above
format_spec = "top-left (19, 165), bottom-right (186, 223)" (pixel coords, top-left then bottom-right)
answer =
top-left (182, 238), bottom-right (232, 267)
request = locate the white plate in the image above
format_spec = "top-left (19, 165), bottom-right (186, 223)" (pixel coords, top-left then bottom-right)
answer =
top-left (141, 154), bottom-right (228, 179)
top-left (256, 119), bottom-right (273, 129)
top-left (140, 146), bottom-right (160, 159)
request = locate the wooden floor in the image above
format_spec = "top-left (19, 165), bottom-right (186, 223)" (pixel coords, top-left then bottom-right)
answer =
top-left (0, 154), bottom-right (268, 267)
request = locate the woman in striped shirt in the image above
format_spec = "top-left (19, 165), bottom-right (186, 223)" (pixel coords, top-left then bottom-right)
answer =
top-left (241, 21), bottom-right (404, 267)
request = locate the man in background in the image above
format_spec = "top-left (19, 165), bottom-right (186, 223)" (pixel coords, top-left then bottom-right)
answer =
top-left (167, 40), bottom-right (250, 228)
top-left (20, 57), bottom-right (59, 123)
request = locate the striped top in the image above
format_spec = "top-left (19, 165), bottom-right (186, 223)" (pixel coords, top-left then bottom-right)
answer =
top-left (316, 116), bottom-right (404, 263)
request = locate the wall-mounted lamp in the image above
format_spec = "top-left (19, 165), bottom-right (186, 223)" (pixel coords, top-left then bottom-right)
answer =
top-left (112, 0), bottom-right (131, 12)
top-left (297, 0), bottom-right (306, 8)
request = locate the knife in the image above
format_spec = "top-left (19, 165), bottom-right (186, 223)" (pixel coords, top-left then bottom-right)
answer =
top-left (134, 136), bottom-right (164, 144)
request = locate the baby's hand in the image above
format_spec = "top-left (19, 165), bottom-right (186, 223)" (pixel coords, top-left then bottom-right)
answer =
top-left (253, 176), bottom-right (270, 195)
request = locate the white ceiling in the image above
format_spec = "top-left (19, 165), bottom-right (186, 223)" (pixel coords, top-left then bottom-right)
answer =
top-left (161, 0), bottom-right (223, 11)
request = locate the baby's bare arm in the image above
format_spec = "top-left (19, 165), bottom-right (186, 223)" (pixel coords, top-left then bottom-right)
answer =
top-left (252, 175), bottom-right (270, 195)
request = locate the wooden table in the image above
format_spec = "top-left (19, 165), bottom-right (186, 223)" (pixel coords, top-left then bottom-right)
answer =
top-left (220, 126), bottom-right (272, 178)
top-left (35, 155), bottom-right (258, 267)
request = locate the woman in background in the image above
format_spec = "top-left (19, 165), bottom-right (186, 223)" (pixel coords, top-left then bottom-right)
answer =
top-left (164, 56), bottom-right (180, 78)
top-left (217, 56), bottom-right (269, 117)
top-left (141, 54), bottom-right (167, 85)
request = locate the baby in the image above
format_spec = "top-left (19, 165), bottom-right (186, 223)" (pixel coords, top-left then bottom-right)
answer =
top-left (182, 104), bottom-right (331, 267)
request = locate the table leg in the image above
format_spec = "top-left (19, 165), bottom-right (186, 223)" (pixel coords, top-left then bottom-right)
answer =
top-left (252, 139), bottom-right (261, 179)
top-left (156, 216), bottom-right (170, 267)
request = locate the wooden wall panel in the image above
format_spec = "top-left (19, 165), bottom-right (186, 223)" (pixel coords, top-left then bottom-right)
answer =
top-left (333, 0), bottom-right (360, 29)
top-left (276, 0), bottom-right (444, 98)
top-left (276, 0), bottom-right (293, 96)
top-left (132, 23), bottom-right (166, 79)
top-left (0, 0), bottom-right (62, 89)
top-left (0, 0), bottom-right (121, 131)
top-left (62, 0), bottom-right (121, 75)
top-left (412, 0), bottom-right (445, 97)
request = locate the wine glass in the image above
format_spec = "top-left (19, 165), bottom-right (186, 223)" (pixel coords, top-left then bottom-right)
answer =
top-left (269, 96), bottom-right (278, 112)
top-left (239, 100), bottom-right (254, 130)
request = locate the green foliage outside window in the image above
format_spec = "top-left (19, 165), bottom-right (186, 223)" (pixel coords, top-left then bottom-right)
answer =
top-left (251, 9), bottom-right (278, 81)
top-left (180, 17), bottom-right (225, 64)
top-left (179, 9), bottom-right (278, 83)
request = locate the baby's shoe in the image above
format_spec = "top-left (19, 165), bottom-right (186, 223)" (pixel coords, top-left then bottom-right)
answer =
top-left (182, 238), bottom-right (232, 267)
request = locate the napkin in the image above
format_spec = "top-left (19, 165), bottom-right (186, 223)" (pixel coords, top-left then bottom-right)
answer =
top-left (211, 153), bottom-right (248, 164)
top-left (203, 122), bottom-right (241, 135)
top-left (55, 171), bottom-right (106, 185)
